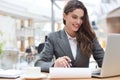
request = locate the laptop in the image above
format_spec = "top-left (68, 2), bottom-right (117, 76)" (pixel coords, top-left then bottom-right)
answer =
top-left (92, 33), bottom-right (120, 78)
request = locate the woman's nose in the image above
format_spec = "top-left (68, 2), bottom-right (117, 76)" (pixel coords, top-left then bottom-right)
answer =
top-left (77, 19), bottom-right (81, 24)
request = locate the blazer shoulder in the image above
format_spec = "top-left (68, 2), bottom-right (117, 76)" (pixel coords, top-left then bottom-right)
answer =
top-left (48, 30), bottom-right (63, 39)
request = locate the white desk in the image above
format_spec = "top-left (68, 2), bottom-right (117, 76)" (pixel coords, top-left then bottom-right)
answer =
top-left (0, 73), bottom-right (120, 80)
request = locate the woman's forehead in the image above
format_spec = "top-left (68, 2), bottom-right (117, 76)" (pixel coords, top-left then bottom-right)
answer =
top-left (68, 9), bottom-right (84, 16)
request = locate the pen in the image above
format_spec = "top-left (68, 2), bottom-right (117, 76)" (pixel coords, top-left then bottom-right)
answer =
top-left (64, 56), bottom-right (72, 67)
top-left (67, 60), bottom-right (72, 67)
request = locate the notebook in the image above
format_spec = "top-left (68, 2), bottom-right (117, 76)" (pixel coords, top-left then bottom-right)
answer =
top-left (92, 33), bottom-right (120, 78)
top-left (49, 68), bottom-right (91, 78)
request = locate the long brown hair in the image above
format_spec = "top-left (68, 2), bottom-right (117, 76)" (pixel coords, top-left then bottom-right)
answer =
top-left (63, 0), bottom-right (96, 56)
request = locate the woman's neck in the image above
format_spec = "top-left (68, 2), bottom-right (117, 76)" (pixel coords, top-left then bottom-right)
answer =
top-left (65, 28), bottom-right (76, 38)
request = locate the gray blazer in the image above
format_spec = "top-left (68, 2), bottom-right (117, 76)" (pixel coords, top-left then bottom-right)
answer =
top-left (35, 29), bottom-right (104, 72)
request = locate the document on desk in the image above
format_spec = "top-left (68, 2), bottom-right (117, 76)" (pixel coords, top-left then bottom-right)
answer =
top-left (49, 68), bottom-right (91, 78)
top-left (0, 69), bottom-right (22, 78)
top-left (20, 67), bottom-right (47, 79)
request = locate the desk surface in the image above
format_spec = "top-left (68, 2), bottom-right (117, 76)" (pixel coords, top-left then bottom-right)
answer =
top-left (0, 73), bottom-right (120, 80)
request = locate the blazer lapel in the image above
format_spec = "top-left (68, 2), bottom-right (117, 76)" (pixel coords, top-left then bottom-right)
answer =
top-left (74, 45), bottom-right (81, 63)
top-left (57, 30), bottom-right (74, 61)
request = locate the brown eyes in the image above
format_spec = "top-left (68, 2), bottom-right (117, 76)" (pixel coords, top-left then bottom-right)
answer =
top-left (80, 17), bottom-right (84, 20)
top-left (72, 16), bottom-right (77, 19)
top-left (72, 16), bottom-right (84, 20)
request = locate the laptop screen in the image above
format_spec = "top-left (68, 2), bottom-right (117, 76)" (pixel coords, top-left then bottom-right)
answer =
top-left (93, 33), bottom-right (120, 78)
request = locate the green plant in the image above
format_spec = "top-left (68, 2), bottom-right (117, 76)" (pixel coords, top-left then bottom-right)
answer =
top-left (0, 31), bottom-right (4, 57)
top-left (0, 42), bottom-right (4, 56)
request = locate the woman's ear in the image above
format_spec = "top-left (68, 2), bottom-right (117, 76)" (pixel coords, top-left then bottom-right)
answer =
top-left (63, 13), bottom-right (66, 20)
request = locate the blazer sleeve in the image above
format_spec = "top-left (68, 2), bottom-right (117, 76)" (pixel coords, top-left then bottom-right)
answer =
top-left (92, 38), bottom-right (104, 67)
top-left (34, 33), bottom-right (55, 72)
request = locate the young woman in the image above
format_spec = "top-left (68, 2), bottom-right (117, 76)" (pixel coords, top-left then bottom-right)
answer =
top-left (35, 0), bottom-right (104, 72)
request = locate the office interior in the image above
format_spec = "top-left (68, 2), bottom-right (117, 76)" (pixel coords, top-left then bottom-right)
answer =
top-left (0, 0), bottom-right (120, 70)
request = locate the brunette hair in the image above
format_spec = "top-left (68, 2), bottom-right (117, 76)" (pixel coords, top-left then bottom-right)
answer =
top-left (63, 0), bottom-right (96, 56)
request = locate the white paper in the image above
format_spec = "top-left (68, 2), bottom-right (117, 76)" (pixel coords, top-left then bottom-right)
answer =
top-left (49, 68), bottom-right (91, 78)
top-left (0, 69), bottom-right (22, 78)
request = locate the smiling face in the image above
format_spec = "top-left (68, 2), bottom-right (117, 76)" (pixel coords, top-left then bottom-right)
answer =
top-left (63, 9), bottom-right (84, 37)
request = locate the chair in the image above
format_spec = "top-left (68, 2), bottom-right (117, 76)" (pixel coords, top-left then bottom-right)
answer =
top-left (37, 43), bottom-right (45, 53)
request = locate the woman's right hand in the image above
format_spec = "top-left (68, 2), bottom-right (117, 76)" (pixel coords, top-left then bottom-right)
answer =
top-left (54, 56), bottom-right (72, 68)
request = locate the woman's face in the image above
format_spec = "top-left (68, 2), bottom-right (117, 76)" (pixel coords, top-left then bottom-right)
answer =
top-left (63, 8), bottom-right (84, 34)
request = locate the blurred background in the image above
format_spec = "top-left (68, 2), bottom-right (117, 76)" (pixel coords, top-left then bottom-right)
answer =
top-left (0, 0), bottom-right (120, 69)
